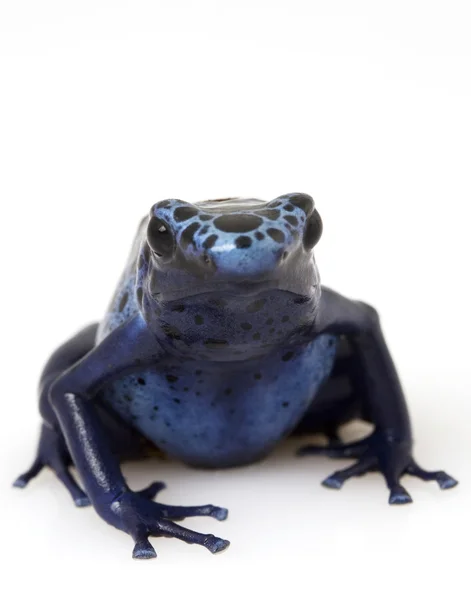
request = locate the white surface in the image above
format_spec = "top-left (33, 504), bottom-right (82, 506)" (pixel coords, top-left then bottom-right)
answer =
top-left (1, 1), bottom-right (470, 598)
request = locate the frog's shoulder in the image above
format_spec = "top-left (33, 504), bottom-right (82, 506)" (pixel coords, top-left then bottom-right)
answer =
top-left (96, 215), bottom-right (149, 342)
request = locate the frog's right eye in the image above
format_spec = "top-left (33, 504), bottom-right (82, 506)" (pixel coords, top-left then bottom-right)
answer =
top-left (147, 217), bottom-right (175, 260)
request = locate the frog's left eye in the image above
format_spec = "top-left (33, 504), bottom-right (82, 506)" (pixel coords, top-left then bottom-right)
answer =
top-left (147, 217), bottom-right (175, 260)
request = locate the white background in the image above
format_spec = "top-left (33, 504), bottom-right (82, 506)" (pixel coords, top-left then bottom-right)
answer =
top-left (1, 1), bottom-right (470, 598)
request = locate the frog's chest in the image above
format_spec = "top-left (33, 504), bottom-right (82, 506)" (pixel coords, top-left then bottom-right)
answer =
top-left (100, 334), bottom-right (337, 468)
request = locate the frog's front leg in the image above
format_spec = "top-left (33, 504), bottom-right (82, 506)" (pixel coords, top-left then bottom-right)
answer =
top-left (47, 315), bottom-right (229, 559)
top-left (298, 287), bottom-right (458, 504)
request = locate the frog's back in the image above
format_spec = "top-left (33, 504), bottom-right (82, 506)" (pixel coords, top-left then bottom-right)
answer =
top-left (96, 217), bottom-right (147, 341)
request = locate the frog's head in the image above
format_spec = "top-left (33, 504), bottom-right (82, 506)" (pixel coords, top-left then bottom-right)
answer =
top-left (143, 193), bottom-right (323, 302)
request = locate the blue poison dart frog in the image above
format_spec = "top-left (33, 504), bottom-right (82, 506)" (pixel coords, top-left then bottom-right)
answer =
top-left (15, 193), bottom-right (458, 559)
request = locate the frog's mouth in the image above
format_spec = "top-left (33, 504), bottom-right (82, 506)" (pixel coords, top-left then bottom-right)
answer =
top-left (152, 279), bottom-right (279, 301)
top-left (152, 282), bottom-right (319, 304)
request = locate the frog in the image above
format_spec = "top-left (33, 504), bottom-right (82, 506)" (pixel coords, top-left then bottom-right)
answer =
top-left (14, 193), bottom-right (458, 559)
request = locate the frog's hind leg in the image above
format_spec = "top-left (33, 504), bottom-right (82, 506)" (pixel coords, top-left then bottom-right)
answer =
top-left (295, 332), bottom-right (458, 498)
top-left (13, 324), bottom-right (100, 507)
top-left (292, 335), bottom-right (366, 448)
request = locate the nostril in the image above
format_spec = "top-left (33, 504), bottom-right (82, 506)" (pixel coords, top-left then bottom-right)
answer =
top-left (282, 251), bottom-right (289, 262)
top-left (203, 253), bottom-right (211, 265)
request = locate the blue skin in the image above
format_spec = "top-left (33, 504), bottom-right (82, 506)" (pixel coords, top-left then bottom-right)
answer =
top-left (15, 193), bottom-right (458, 559)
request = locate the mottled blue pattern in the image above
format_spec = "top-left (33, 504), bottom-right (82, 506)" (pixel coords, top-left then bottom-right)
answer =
top-left (100, 333), bottom-right (337, 467)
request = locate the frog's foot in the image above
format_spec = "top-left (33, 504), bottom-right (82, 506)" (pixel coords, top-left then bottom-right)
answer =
top-left (298, 433), bottom-right (458, 504)
top-left (13, 424), bottom-right (91, 508)
top-left (104, 489), bottom-right (230, 560)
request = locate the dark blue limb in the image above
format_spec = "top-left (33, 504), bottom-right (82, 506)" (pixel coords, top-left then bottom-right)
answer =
top-left (46, 315), bottom-right (229, 558)
top-left (299, 287), bottom-right (458, 503)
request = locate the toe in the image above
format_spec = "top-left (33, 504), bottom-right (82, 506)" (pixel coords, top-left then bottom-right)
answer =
top-left (133, 539), bottom-right (157, 560)
top-left (211, 506), bottom-right (229, 521)
top-left (13, 477), bottom-right (28, 489)
top-left (74, 496), bottom-right (92, 508)
top-left (389, 485), bottom-right (413, 505)
top-left (203, 535), bottom-right (230, 554)
top-left (437, 473), bottom-right (459, 490)
top-left (139, 481), bottom-right (167, 500)
top-left (322, 474), bottom-right (344, 489)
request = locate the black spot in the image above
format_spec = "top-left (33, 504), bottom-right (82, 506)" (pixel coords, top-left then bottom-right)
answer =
top-left (204, 339), bottom-right (229, 349)
top-left (195, 315), bottom-right (204, 325)
top-left (285, 204), bottom-right (295, 212)
top-left (124, 394), bottom-right (132, 403)
top-left (173, 398), bottom-right (181, 404)
top-left (266, 317), bottom-right (274, 325)
top-left (174, 206), bottom-right (199, 222)
top-left (166, 374), bottom-right (178, 383)
top-left (198, 379), bottom-right (204, 384)
top-left (200, 225), bottom-right (209, 235)
top-left (172, 304), bottom-right (185, 312)
top-left (254, 372), bottom-right (262, 380)
top-left (196, 391), bottom-right (201, 396)
top-left (247, 299), bottom-right (266, 313)
top-left (162, 323), bottom-right (182, 340)
top-left (267, 228), bottom-right (285, 243)
top-left (153, 405), bottom-right (159, 411)
top-left (137, 378), bottom-right (146, 385)
top-left (181, 222), bottom-right (200, 250)
top-left (184, 386), bottom-right (189, 391)
top-left (282, 351), bottom-right (294, 361)
top-left (214, 214), bottom-right (263, 233)
top-left (257, 209), bottom-right (280, 220)
top-left (136, 287), bottom-right (143, 305)
top-left (270, 327), bottom-right (275, 334)
top-left (294, 296), bottom-right (310, 304)
top-left (157, 200), bottom-right (171, 208)
top-left (229, 408), bottom-right (236, 416)
top-left (225, 388), bottom-right (232, 395)
top-left (200, 214), bottom-right (213, 221)
top-left (284, 215), bottom-right (298, 226)
top-left (252, 332), bottom-right (261, 340)
top-left (195, 369), bottom-right (202, 375)
top-left (203, 234), bottom-right (218, 250)
top-left (241, 322), bottom-right (252, 331)
top-left (255, 232), bottom-right (265, 241)
top-left (289, 193), bottom-right (313, 214)
top-left (235, 235), bottom-right (252, 249)
top-left (282, 401), bottom-right (290, 407)
top-left (118, 292), bottom-right (129, 312)
top-left (281, 315), bottom-right (289, 322)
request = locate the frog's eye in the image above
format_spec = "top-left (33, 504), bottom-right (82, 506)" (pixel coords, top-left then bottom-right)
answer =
top-left (147, 217), bottom-right (175, 260)
top-left (303, 209), bottom-right (323, 250)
